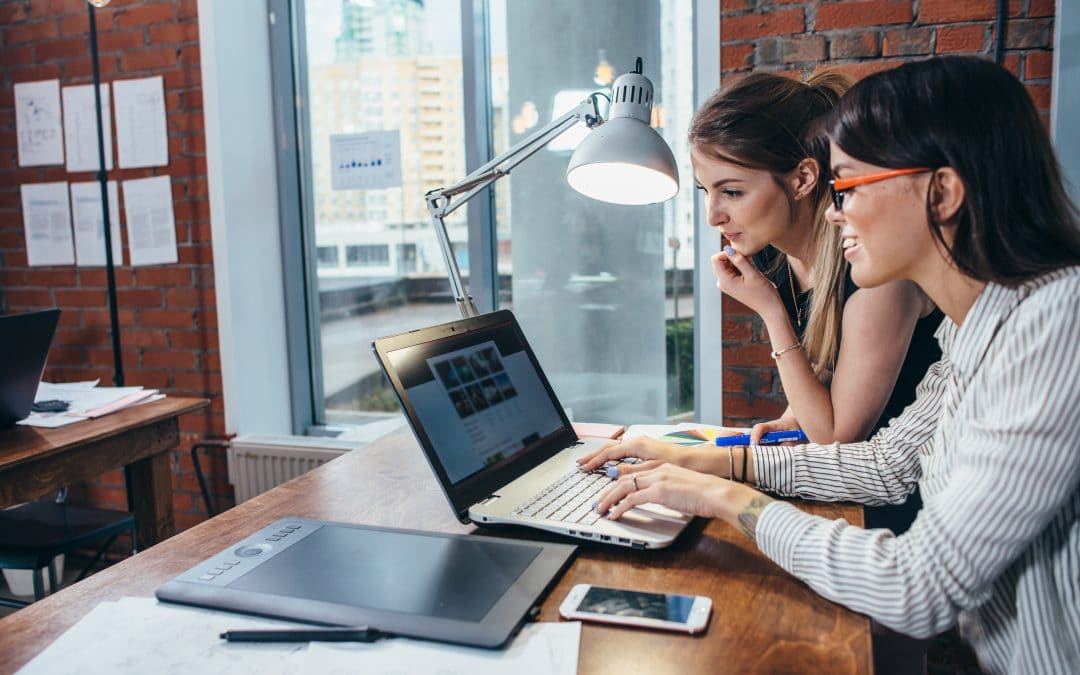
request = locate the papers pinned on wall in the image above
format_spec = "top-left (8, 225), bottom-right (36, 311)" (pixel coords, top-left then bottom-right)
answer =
top-left (330, 130), bottom-right (403, 191)
top-left (20, 182), bottom-right (75, 266)
top-left (62, 83), bottom-right (113, 173)
top-left (114, 76), bottom-right (169, 169)
top-left (122, 175), bottom-right (177, 266)
top-left (15, 79), bottom-right (65, 167)
top-left (70, 181), bottom-right (123, 267)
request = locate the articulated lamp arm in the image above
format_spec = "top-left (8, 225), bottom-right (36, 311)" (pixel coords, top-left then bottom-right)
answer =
top-left (425, 93), bottom-right (607, 318)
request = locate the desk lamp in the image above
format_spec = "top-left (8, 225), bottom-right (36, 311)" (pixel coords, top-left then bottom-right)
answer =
top-left (425, 57), bottom-right (679, 318)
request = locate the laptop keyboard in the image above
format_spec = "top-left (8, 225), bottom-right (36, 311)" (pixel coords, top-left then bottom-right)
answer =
top-left (513, 469), bottom-right (611, 526)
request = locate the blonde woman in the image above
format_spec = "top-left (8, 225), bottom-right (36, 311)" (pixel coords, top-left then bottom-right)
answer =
top-left (689, 72), bottom-right (941, 532)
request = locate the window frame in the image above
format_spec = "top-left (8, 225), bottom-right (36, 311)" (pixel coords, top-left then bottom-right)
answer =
top-left (267, 0), bottom-right (721, 433)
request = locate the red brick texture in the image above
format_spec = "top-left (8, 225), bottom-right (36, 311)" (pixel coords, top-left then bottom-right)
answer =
top-left (0, 0), bottom-right (229, 534)
top-left (718, 0), bottom-right (1055, 427)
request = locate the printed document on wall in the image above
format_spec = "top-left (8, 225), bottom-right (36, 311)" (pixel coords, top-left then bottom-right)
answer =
top-left (114, 76), bottom-right (168, 169)
top-left (122, 175), bottom-right (177, 266)
top-left (63, 84), bottom-right (113, 173)
top-left (330, 130), bottom-right (403, 190)
top-left (21, 182), bottom-right (74, 266)
top-left (15, 79), bottom-right (64, 167)
top-left (70, 181), bottom-right (123, 267)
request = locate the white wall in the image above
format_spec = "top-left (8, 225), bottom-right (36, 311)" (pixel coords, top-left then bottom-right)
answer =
top-left (1053, 0), bottom-right (1080, 202)
top-left (197, 0), bottom-right (292, 434)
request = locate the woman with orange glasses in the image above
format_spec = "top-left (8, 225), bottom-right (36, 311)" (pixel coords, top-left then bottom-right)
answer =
top-left (686, 70), bottom-right (943, 535)
top-left (584, 56), bottom-right (1080, 673)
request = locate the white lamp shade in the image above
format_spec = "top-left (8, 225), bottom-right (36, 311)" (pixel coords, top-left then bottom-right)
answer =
top-left (565, 116), bottom-right (679, 205)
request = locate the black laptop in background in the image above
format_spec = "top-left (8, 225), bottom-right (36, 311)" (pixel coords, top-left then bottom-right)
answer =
top-left (0, 309), bottom-right (61, 428)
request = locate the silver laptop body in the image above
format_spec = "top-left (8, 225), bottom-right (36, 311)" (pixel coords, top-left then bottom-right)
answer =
top-left (372, 310), bottom-right (691, 549)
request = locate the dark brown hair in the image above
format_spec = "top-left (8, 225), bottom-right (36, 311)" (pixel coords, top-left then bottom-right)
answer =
top-left (825, 56), bottom-right (1080, 284)
top-left (689, 71), bottom-right (852, 375)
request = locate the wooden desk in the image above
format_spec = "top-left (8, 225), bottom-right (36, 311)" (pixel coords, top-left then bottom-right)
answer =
top-left (0, 427), bottom-right (871, 673)
top-left (0, 397), bottom-right (209, 548)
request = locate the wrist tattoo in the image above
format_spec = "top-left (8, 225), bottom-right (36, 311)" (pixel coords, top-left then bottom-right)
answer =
top-left (736, 495), bottom-right (774, 542)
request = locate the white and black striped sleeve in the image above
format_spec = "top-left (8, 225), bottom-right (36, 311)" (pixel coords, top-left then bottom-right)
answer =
top-left (754, 282), bottom-right (1080, 646)
top-left (752, 353), bottom-right (949, 506)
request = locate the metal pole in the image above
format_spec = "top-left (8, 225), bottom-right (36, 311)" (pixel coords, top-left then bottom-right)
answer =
top-left (88, 4), bottom-right (124, 389)
top-left (89, 4), bottom-right (134, 513)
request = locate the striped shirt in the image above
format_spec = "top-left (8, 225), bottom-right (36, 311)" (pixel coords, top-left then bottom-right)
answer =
top-left (752, 267), bottom-right (1080, 675)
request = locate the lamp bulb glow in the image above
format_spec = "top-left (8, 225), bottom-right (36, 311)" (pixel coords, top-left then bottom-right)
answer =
top-left (88, 0), bottom-right (112, 6)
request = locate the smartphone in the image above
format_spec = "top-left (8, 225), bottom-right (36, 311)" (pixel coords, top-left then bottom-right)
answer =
top-left (558, 584), bottom-right (712, 634)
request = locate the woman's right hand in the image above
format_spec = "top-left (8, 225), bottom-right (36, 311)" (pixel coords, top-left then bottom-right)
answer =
top-left (711, 247), bottom-right (784, 318)
top-left (574, 436), bottom-right (725, 473)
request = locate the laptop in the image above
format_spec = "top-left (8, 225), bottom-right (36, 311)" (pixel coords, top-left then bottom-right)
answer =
top-left (0, 308), bottom-right (61, 428)
top-left (373, 309), bottom-right (692, 549)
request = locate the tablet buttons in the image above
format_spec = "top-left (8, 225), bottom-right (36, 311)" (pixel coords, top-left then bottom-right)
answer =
top-left (235, 544), bottom-right (271, 557)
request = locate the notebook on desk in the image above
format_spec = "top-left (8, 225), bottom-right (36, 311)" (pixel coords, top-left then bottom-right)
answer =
top-left (0, 308), bottom-right (60, 428)
top-left (372, 309), bottom-right (692, 550)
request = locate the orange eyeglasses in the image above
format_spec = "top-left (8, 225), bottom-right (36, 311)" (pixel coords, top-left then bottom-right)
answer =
top-left (828, 167), bottom-right (933, 211)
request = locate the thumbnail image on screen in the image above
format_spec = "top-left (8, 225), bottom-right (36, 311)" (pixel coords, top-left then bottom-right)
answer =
top-left (433, 347), bottom-right (516, 419)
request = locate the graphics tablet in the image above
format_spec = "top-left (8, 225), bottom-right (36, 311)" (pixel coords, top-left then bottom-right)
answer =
top-left (155, 518), bottom-right (576, 648)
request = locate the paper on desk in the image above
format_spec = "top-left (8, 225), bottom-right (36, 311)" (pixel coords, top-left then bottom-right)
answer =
top-left (62, 84), bottom-right (113, 173)
top-left (623, 422), bottom-right (749, 446)
top-left (17, 597), bottom-right (580, 675)
top-left (15, 79), bottom-right (64, 167)
top-left (21, 182), bottom-right (75, 267)
top-left (19, 383), bottom-right (161, 427)
top-left (16, 596), bottom-right (310, 675)
top-left (302, 622), bottom-right (581, 675)
top-left (113, 76), bottom-right (168, 169)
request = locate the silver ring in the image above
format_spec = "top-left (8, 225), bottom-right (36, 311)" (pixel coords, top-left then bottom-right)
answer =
top-left (631, 475), bottom-right (639, 491)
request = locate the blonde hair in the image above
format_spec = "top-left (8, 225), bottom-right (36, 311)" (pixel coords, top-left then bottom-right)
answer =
top-left (689, 70), bottom-right (852, 375)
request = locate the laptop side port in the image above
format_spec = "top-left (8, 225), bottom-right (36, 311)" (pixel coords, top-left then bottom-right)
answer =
top-left (618, 538), bottom-right (630, 544)
top-left (600, 535), bottom-right (611, 541)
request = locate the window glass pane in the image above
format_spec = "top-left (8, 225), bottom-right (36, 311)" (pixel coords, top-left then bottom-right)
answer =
top-left (489, 1), bottom-right (696, 422)
top-left (302, 0), bottom-right (464, 424)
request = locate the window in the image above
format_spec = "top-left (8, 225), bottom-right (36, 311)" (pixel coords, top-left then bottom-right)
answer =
top-left (273, 0), bottom-right (712, 432)
top-left (316, 245), bottom-right (339, 269)
top-left (345, 244), bottom-right (390, 267)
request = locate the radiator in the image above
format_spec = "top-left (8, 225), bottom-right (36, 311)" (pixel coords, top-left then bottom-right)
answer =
top-left (226, 434), bottom-right (360, 503)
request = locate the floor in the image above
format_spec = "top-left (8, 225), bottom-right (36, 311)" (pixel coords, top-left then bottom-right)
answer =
top-left (0, 555), bottom-right (90, 620)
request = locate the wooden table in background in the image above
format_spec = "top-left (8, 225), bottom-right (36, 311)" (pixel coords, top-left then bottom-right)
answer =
top-left (0, 425), bottom-right (871, 674)
top-left (0, 397), bottom-right (209, 548)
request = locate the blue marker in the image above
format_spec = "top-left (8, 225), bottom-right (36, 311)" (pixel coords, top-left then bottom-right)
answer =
top-left (714, 430), bottom-right (808, 446)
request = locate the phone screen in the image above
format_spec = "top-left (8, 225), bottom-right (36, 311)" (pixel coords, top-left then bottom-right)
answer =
top-left (577, 587), bottom-right (695, 623)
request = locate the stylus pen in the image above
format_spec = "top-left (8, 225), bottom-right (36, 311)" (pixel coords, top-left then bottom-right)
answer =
top-left (219, 627), bottom-right (391, 643)
top-left (714, 430), bottom-right (808, 446)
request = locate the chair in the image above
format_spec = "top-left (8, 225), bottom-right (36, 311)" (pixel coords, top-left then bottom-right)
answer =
top-left (0, 495), bottom-right (137, 608)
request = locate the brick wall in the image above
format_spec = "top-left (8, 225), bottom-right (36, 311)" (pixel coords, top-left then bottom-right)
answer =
top-left (717, 0), bottom-right (1056, 427)
top-left (0, 0), bottom-right (230, 533)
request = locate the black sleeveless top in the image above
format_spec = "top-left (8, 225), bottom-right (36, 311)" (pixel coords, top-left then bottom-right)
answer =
top-left (754, 246), bottom-right (943, 433)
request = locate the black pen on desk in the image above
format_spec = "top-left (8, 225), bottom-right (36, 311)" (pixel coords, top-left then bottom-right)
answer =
top-left (219, 627), bottom-right (391, 643)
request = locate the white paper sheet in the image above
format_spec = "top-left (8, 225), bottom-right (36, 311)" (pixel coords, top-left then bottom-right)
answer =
top-left (16, 596), bottom-right (581, 675)
top-left (70, 181), bottom-right (122, 267)
top-left (16, 597), bottom-right (309, 675)
top-left (303, 622), bottom-right (581, 675)
top-left (15, 79), bottom-right (64, 167)
top-left (62, 84), bottom-right (113, 173)
top-left (113, 76), bottom-right (168, 169)
top-left (122, 175), bottom-right (177, 266)
top-left (329, 130), bottom-right (403, 190)
top-left (20, 182), bottom-right (74, 266)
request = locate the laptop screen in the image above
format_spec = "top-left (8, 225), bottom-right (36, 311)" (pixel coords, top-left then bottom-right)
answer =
top-left (383, 315), bottom-right (566, 487)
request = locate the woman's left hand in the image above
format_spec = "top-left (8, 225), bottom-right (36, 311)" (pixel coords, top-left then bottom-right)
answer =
top-left (711, 247), bottom-right (783, 317)
top-left (594, 463), bottom-right (730, 520)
